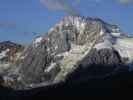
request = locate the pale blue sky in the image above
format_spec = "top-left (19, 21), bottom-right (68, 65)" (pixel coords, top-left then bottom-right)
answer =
top-left (0, 0), bottom-right (133, 43)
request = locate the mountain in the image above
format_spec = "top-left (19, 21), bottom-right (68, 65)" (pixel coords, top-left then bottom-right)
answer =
top-left (0, 41), bottom-right (24, 88)
top-left (0, 16), bottom-right (133, 90)
top-left (0, 41), bottom-right (24, 72)
top-left (0, 41), bottom-right (24, 61)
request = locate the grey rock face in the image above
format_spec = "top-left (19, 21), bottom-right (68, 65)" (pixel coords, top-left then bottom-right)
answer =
top-left (19, 43), bottom-right (52, 83)
top-left (82, 48), bottom-right (121, 65)
top-left (80, 48), bottom-right (128, 73)
top-left (67, 48), bottom-right (128, 81)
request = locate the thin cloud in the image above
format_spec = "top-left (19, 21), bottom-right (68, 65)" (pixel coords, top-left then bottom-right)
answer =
top-left (0, 21), bottom-right (16, 29)
top-left (40, 0), bottom-right (79, 15)
top-left (76, 0), bottom-right (133, 5)
top-left (118, 0), bottom-right (133, 5)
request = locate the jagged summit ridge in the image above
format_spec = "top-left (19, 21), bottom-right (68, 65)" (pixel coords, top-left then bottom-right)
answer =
top-left (50, 16), bottom-right (121, 34)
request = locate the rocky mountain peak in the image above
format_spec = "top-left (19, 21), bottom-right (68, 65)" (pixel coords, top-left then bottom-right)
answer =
top-left (51, 16), bottom-right (120, 33)
top-left (0, 16), bottom-right (132, 90)
top-left (47, 16), bottom-right (124, 46)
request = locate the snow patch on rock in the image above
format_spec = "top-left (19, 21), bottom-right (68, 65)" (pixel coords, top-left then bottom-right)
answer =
top-left (45, 63), bottom-right (56, 73)
top-left (94, 40), bottom-right (113, 50)
top-left (100, 29), bottom-right (105, 35)
top-left (0, 49), bottom-right (10, 60)
top-left (111, 32), bottom-right (121, 37)
top-left (33, 37), bottom-right (43, 47)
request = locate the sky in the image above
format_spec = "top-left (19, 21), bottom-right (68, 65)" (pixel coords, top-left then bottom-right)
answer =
top-left (0, 0), bottom-right (133, 44)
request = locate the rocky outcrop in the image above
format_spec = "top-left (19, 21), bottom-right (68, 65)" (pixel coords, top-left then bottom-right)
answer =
top-left (66, 48), bottom-right (128, 82)
top-left (0, 41), bottom-right (24, 63)
top-left (0, 41), bottom-right (24, 89)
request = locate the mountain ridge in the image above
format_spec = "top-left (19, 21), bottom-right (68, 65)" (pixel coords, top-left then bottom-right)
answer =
top-left (0, 15), bottom-right (133, 90)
